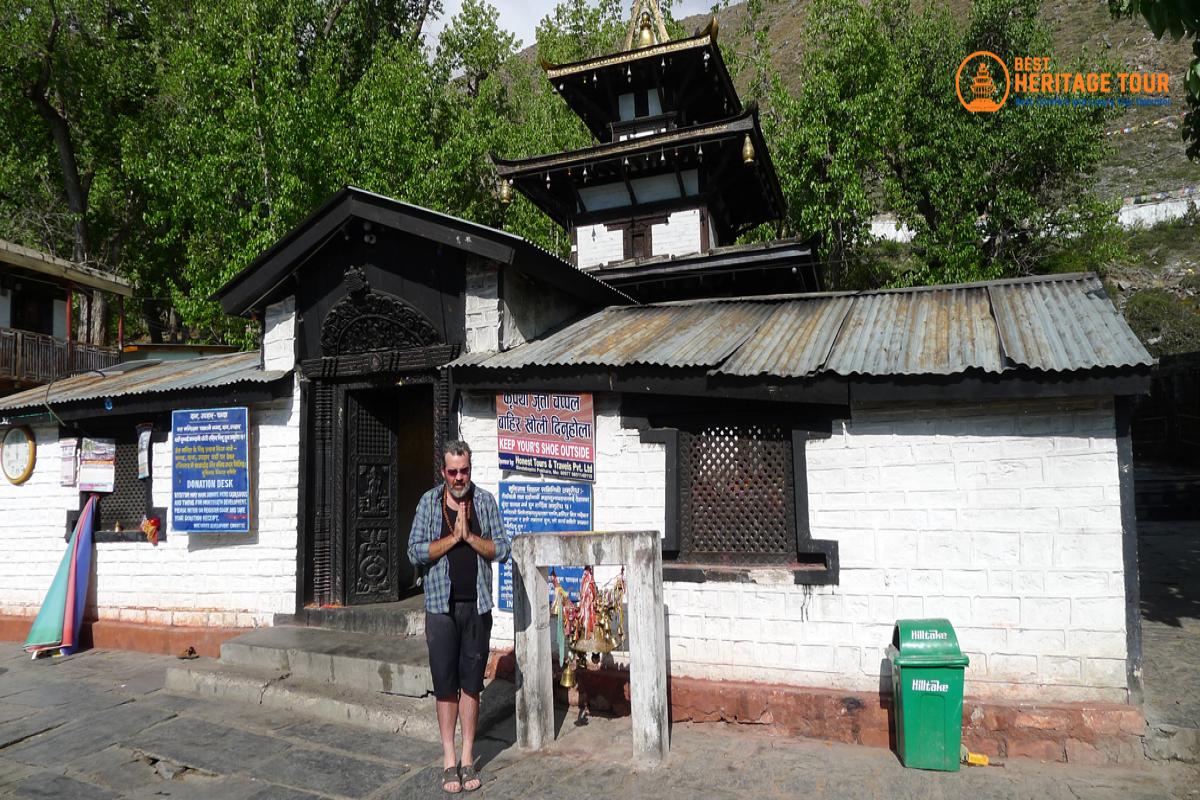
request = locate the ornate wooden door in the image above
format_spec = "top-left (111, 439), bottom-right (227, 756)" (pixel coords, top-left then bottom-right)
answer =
top-left (345, 389), bottom-right (403, 605)
top-left (342, 385), bottom-right (433, 605)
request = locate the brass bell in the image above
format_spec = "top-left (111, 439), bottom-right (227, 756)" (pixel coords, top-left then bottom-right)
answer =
top-left (638, 12), bottom-right (654, 48)
top-left (742, 134), bottom-right (756, 166)
top-left (559, 656), bottom-right (577, 688)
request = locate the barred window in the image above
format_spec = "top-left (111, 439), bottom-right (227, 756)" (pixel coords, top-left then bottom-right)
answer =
top-left (677, 423), bottom-right (796, 564)
top-left (64, 422), bottom-right (161, 541)
top-left (95, 435), bottom-right (150, 533)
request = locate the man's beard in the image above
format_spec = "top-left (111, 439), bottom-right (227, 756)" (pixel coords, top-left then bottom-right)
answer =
top-left (449, 481), bottom-right (471, 500)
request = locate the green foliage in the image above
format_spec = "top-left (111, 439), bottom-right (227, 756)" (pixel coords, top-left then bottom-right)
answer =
top-left (1109, 0), bottom-right (1200, 160)
top-left (1124, 288), bottom-right (1200, 356)
top-left (769, 0), bottom-right (1120, 288)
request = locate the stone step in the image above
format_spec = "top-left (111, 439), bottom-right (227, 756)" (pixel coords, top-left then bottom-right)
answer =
top-left (164, 660), bottom-right (515, 741)
top-left (221, 625), bottom-right (432, 697)
top-left (275, 596), bottom-right (427, 637)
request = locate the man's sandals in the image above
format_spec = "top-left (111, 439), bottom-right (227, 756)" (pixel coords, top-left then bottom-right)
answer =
top-left (442, 766), bottom-right (461, 794)
top-left (460, 763), bottom-right (481, 792)
top-left (442, 763), bottom-right (481, 794)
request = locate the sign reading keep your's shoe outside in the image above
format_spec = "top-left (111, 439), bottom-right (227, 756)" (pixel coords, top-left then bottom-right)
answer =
top-left (496, 393), bottom-right (595, 482)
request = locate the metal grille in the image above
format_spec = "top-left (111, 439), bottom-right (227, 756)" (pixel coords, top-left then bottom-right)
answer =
top-left (679, 423), bottom-right (794, 563)
top-left (97, 438), bottom-right (147, 532)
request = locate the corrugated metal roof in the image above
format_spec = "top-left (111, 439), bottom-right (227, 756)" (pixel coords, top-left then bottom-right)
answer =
top-left (988, 275), bottom-right (1150, 372)
top-left (0, 351), bottom-right (288, 411)
top-left (826, 285), bottom-right (1005, 375)
top-left (451, 273), bottom-right (1153, 379)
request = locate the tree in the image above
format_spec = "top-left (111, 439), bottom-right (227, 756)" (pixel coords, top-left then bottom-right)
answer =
top-left (768, 0), bottom-right (1121, 287)
top-left (0, 0), bottom-right (159, 343)
top-left (1109, 0), bottom-right (1200, 160)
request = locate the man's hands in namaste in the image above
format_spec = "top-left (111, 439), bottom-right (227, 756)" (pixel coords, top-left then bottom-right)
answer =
top-left (453, 503), bottom-right (470, 544)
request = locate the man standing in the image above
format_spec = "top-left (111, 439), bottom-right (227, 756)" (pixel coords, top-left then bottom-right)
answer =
top-left (407, 440), bottom-right (509, 794)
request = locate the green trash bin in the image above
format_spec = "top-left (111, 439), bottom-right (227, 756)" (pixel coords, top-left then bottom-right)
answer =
top-left (886, 618), bottom-right (970, 771)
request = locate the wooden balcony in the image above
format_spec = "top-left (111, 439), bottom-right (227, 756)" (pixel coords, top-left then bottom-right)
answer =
top-left (0, 327), bottom-right (121, 389)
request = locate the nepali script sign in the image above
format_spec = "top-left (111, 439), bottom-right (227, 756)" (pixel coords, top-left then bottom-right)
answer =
top-left (171, 407), bottom-right (250, 533)
top-left (496, 393), bottom-right (595, 481)
top-left (497, 481), bottom-right (592, 612)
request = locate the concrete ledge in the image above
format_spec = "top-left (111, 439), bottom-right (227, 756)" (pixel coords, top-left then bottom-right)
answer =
top-left (486, 649), bottom-right (1146, 766)
top-left (0, 615), bottom-right (248, 659)
top-left (166, 659), bottom-right (515, 741)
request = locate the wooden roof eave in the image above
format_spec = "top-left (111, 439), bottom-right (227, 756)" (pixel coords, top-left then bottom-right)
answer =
top-left (0, 239), bottom-right (133, 297)
top-left (493, 110), bottom-right (757, 178)
top-left (538, 18), bottom-right (720, 80)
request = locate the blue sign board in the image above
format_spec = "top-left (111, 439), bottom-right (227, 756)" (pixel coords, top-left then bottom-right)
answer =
top-left (171, 407), bottom-right (250, 533)
top-left (497, 481), bottom-right (592, 612)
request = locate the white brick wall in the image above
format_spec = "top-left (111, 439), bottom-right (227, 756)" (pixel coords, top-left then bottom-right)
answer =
top-left (262, 296), bottom-right (295, 371)
top-left (459, 392), bottom-right (1128, 703)
top-left (465, 261), bottom-right (500, 353)
top-left (576, 223), bottom-right (626, 270)
top-left (650, 209), bottom-right (702, 259)
top-left (0, 374), bottom-right (302, 628)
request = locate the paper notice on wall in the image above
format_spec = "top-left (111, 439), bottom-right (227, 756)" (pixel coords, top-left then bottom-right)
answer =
top-left (59, 437), bottom-right (78, 486)
top-left (78, 437), bottom-right (116, 493)
top-left (137, 424), bottom-right (153, 479)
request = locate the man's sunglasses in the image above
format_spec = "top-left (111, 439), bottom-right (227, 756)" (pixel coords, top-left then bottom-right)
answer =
top-left (444, 467), bottom-right (471, 477)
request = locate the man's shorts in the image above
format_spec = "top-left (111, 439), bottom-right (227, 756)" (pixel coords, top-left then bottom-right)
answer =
top-left (425, 601), bottom-right (493, 698)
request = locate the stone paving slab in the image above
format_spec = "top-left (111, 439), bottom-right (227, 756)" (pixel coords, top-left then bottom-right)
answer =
top-left (248, 746), bottom-right (412, 798)
top-left (1, 643), bottom-right (1199, 799)
top-left (9, 771), bottom-right (119, 800)
top-left (4, 701), bottom-right (175, 767)
top-left (124, 716), bottom-right (295, 776)
top-left (273, 720), bottom-right (442, 766)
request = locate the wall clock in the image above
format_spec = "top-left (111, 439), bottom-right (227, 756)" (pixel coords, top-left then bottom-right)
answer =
top-left (1, 426), bottom-right (36, 485)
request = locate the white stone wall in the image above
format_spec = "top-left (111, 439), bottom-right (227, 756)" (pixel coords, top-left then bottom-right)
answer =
top-left (465, 261), bottom-right (500, 353)
top-left (460, 392), bottom-right (1128, 703)
top-left (0, 376), bottom-right (302, 629)
top-left (262, 296), bottom-right (296, 371)
top-left (575, 223), bottom-right (626, 270)
top-left (458, 392), bottom-right (666, 644)
top-left (650, 209), bottom-right (702, 259)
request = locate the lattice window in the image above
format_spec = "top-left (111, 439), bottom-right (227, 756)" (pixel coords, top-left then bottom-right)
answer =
top-left (96, 436), bottom-right (151, 532)
top-left (678, 423), bottom-right (795, 564)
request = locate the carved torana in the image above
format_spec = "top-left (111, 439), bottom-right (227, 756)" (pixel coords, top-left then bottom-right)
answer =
top-left (320, 265), bottom-right (442, 356)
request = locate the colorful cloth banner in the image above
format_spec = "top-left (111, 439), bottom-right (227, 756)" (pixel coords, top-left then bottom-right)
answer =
top-left (24, 496), bottom-right (97, 656)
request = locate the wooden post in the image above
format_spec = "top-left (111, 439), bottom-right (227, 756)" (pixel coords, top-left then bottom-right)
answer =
top-left (512, 530), bottom-right (668, 764)
top-left (117, 295), bottom-right (125, 352)
top-left (65, 287), bottom-right (72, 343)
top-left (627, 536), bottom-right (669, 762)
top-left (512, 556), bottom-right (553, 751)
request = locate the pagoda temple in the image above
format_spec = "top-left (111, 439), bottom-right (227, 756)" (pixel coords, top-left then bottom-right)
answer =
top-left (494, 0), bottom-right (819, 301)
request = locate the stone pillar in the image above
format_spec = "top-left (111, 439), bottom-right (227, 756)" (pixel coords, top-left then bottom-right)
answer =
top-left (511, 530), bottom-right (668, 764)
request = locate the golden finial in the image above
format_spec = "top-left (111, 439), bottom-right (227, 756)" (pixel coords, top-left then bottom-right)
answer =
top-left (498, 178), bottom-right (513, 205)
top-left (742, 134), bottom-right (756, 165)
top-left (638, 12), bottom-right (654, 47)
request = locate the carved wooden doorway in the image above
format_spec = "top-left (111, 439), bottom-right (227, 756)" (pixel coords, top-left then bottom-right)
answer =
top-left (343, 385), bottom-right (432, 605)
top-left (303, 264), bottom-right (455, 608)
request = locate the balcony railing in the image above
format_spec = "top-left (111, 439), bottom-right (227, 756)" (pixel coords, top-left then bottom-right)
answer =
top-left (0, 327), bottom-right (121, 386)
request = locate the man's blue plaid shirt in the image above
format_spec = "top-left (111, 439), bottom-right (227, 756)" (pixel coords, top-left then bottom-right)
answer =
top-left (406, 484), bottom-right (511, 615)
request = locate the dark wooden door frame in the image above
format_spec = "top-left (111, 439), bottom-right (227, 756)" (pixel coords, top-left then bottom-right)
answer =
top-left (296, 349), bottom-right (455, 611)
